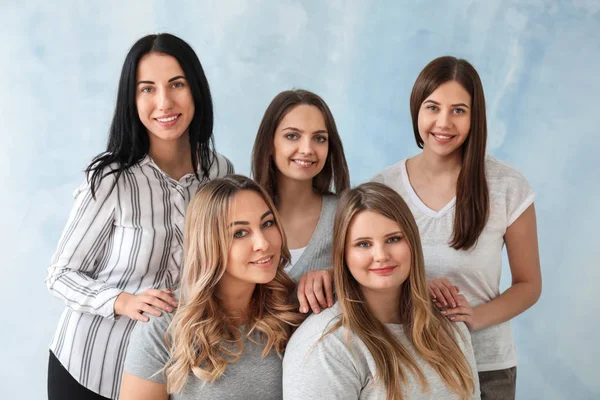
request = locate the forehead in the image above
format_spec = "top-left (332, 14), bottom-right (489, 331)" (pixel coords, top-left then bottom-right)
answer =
top-left (425, 80), bottom-right (471, 105)
top-left (229, 190), bottom-right (271, 221)
top-left (136, 52), bottom-right (184, 80)
top-left (277, 104), bottom-right (326, 130)
top-left (347, 210), bottom-right (402, 237)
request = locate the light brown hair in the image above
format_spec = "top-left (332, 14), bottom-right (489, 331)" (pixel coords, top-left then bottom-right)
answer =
top-left (251, 89), bottom-right (350, 202)
top-left (329, 182), bottom-right (475, 400)
top-left (410, 56), bottom-right (489, 250)
top-left (164, 175), bottom-right (304, 393)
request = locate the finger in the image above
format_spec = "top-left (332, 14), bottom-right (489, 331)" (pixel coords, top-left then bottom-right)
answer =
top-left (431, 287), bottom-right (447, 306)
top-left (140, 303), bottom-right (162, 317)
top-left (135, 312), bottom-right (150, 322)
top-left (428, 287), bottom-right (437, 300)
top-left (312, 278), bottom-right (328, 309)
top-left (322, 272), bottom-right (334, 308)
top-left (441, 306), bottom-right (471, 317)
top-left (146, 289), bottom-right (178, 307)
top-left (297, 276), bottom-right (309, 314)
top-left (454, 286), bottom-right (460, 293)
top-left (142, 295), bottom-right (174, 313)
top-left (304, 285), bottom-right (321, 314)
top-left (438, 285), bottom-right (456, 308)
top-left (441, 278), bottom-right (461, 306)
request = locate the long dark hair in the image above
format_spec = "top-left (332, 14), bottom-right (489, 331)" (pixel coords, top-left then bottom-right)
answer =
top-left (251, 89), bottom-right (350, 202)
top-left (410, 56), bottom-right (489, 250)
top-left (86, 33), bottom-right (215, 197)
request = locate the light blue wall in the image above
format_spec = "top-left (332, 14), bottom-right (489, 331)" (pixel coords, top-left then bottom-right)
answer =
top-left (1, 1), bottom-right (598, 398)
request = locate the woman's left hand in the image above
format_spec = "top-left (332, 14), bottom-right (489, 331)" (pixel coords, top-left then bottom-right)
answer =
top-left (440, 294), bottom-right (480, 331)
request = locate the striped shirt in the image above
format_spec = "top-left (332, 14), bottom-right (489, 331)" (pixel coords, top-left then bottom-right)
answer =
top-left (46, 152), bottom-right (234, 399)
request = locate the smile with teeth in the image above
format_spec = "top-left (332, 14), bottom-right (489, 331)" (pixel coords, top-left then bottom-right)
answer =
top-left (431, 133), bottom-right (454, 140)
top-left (156, 114), bottom-right (180, 123)
top-left (250, 256), bottom-right (273, 264)
top-left (293, 159), bottom-right (315, 167)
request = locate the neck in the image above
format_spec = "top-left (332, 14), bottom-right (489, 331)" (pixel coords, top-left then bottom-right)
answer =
top-left (276, 175), bottom-right (321, 212)
top-left (413, 148), bottom-right (463, 179)
top-left (148, 132), bottom-right (194, 180)
top-left (215, 279), bottom-right (256, 324)
top-left (360, 286), bottom-right (402, 324)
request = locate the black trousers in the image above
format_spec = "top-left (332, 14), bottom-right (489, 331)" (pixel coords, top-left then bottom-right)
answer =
top-left (47, 351), bottom-right (111, 400)
top-left (479, 366), bottom-right (517, 400)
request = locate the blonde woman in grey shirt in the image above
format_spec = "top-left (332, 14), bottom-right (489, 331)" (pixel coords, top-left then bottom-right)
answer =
top-left (251, 90), bottom-right (350, 313)
top-left (120, 176), bottom-right (303, 400)
top-left (283, 183), bottom-right (480, 400)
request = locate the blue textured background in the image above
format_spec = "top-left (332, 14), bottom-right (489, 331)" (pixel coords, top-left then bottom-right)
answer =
top-left (1, 1), bottom-right (598, 398)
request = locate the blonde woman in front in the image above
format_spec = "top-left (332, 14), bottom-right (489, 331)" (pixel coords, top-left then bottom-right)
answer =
top-left (119, 175), bottom-right (303, 399)
top-left (283, 182), bottom-right (480, 400)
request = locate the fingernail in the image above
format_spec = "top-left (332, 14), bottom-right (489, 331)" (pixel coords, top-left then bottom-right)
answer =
top-left (452, 302), bottom-right (456, 308)
top-left (450, 317), bottom-right (455, 321)
top-left (300, 307), bottom-right (307, 313)
top-left (441, 311), bottom-right (447, 315)
top-left (315, 308), bottom-right (320, 314)
top-left (167, 307), bottom-right (173, 312)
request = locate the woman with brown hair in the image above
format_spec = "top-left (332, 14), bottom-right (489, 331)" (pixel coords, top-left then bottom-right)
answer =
top-left (282, 182), bottom-right (479, 399)
top-left (119, 175), bottom-right (303, 399)
top-left (373, 56), bottom-right (542, 398)
top-left (251, 89), bottom-right (350, 314)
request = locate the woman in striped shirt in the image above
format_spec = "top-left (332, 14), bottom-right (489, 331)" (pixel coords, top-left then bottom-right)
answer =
top-left (45, 33), bottom-right (233, 400)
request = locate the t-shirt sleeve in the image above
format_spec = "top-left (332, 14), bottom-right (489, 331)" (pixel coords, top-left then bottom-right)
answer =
top-left (503, 166), bottom-right (535, 227)
top-left (454, 322), bottom-right (481, 399)
top-left (124, 311), bottom-right (172, 384)
top-left (283, 329), bottom-right (362, 400)
top-left (371, 171), bottom-right (386, 184)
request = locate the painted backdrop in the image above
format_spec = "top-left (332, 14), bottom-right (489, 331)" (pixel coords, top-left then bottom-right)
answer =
top-left (1, 1), bottom-right (598, 398)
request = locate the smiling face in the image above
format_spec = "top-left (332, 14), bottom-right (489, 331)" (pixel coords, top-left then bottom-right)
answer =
top-left (417, 80), bottom-right (472, 158)
top-left (219, 190), bottom-right (283, 291)
top-left (135, 52), bottom-right (195, 146)
top-left (345, 210), bottom-right (412, 294)
top-left (272, 104), bottom-right (329, 183)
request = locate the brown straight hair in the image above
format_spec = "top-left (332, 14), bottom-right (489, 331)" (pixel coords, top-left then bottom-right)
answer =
top-left (327, 182), bottom-right (475, 400)
top-left (410, 56), bottom-right (489, 250)
top-left (251, 89), bottom-right (350, 202)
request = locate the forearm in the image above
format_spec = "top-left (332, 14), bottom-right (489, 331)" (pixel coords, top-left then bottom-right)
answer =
top-left (46, 268), bottom-right (123, 318)
top-left (473, 280), bottom-right (541, 331)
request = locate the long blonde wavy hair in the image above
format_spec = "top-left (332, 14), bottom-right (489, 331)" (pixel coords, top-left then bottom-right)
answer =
top-left (164, 175), bottom-right (303, 393)
top-left (329, 182), bottom-right (475, 400)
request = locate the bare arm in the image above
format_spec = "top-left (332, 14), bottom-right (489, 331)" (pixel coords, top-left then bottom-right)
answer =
top-left (119, 372), bottom-right (168, 400)
top-left (471, 203), bottom-right (542, 331)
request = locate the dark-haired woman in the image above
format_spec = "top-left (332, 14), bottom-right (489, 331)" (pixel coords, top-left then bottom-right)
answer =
top-left (373, 56), bottom-right (541, 399)
top-left (45, 33), bottom-right (233, 400)
top-left (251, 90), bottom-right (350, 315)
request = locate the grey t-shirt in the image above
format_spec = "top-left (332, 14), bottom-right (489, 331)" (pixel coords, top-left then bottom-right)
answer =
top-left (124, 311), bottom-right (283, 400)
top-left (286, 194), bottom-right (338, 282)
top-left (282, 303), bottom-right (480, 399)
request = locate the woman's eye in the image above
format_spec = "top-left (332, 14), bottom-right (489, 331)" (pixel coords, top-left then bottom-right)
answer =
top-left (386, 236), bottom-right (402, 244)
top-left (426, 105), bottom-right (438, 111)
top-left (233, 230), bottom-right (248, 239)
top-left (285, 133), bottom-right (298, 140)
top-left (172, 81), bottom-right (185, 88)
top-left (453, 108), bottom-right (466, 114)
top-left (141, 87), bottom-right (153, 93)
top-left (356, 241), bottom-right (371, 248)
top-left (314, 136), bottom-right (328, 143)
top-left (262, 220), bottom-right (275, 229)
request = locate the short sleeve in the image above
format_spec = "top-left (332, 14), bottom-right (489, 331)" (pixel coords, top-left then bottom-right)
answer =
top-left (124, 311), bottom-right (172, 383)
top-left (283, 327), bottom-right (363, 400)
top-left (502, 166), bottom-right (535, 227)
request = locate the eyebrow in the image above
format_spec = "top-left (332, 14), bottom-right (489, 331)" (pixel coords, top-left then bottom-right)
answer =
top-left (136, 75), bottom-right (187, 86)
top-left (423, 99), bottom-right (470, 109)
top-left (282, 127), bottom-right (329, 135)
top-left (229, 210), bottom-right (273, 227)
top-left (352, 231), bottom-right (404, 241)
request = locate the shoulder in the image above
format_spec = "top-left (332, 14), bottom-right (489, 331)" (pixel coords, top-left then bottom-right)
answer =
top-left (322, 194), bottom-right (339, 213)
top-left (371, 159), bottom-right (406, 185)
top-left (449, 321), bottom-right (473, 350)
top-left (286, 304), bottom-right (343, 354)
top-left (208, 152), bottom-right (235, 179)
top-left (75, 162), bottom-right (122, 200)
top-left (130, 310), bottom-right (174, 344)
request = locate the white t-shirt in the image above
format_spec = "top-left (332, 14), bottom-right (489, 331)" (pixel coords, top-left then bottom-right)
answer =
top-left (285, 247), bottom-right (307, 273)
top-left (372, 155), bottom-right (535, 372)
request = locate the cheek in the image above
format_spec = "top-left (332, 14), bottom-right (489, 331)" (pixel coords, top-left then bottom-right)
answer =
top-left (345, 249), bottom-right (370, 275)
top-left (227, 241), bottom-right (248, 272)
top-left (265, 228), bottom-right (282, 252)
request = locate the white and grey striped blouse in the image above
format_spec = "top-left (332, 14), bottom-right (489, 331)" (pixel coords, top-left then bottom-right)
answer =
top-left (46, 153), bottom-right (233, 399)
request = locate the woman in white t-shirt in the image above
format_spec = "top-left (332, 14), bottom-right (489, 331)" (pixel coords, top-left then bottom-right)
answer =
top-left (372, 56), bottom-right (542, 399)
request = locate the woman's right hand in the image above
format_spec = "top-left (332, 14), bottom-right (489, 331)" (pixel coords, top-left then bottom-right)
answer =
top-left (114, 288), bottom-right (178, 322)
